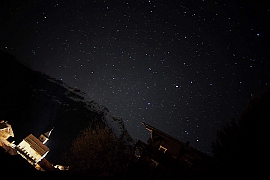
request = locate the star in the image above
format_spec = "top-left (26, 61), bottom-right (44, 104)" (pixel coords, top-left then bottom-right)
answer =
top-left (1, 0), bottom-right (269, 156)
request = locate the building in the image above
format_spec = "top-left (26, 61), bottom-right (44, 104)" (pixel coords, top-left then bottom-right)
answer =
top-left (0, 120), bottom-right (14, 140)
top-left (0, 120), bottom-right (17, 155)
top-left (38, 128), bottom-right (53, 144)
top-left (0, 120), bottom-right (68, 172)
top-left (130, 122), bottom-right (213, 179)
top-left (16, 128), bottom-right (55, 171)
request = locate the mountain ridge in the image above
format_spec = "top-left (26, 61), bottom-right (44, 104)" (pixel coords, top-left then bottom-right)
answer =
top-left (0, 50), bottom-right (133, 161)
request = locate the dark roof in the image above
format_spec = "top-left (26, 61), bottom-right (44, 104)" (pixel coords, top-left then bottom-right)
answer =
top-left (142, 122), bottom-right (212, 160)
top-left (23, 134), bottom-right (50, 155)
top-left (0, 122), bottom-right (8, 129)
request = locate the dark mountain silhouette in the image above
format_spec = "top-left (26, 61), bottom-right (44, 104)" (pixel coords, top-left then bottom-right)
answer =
top-left (0, 51), bottom-right (133, 163)
top-left (2, 50), bottom-right (267, 179)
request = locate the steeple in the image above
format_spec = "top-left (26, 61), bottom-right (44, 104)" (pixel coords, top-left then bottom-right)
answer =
top-left (39, 128), bottom-right (53, 144)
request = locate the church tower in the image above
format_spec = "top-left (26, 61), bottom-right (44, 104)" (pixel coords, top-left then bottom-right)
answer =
top-left (39, 128), bottom-right (53, 144)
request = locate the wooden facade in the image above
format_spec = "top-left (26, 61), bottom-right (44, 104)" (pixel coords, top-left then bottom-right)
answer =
top-left (130, 122), bottom-right (213, 179)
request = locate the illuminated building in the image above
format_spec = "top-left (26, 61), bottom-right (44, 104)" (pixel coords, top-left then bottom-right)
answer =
top-left (1, 121), bottom-right (67, 172)
top-left (0, 120), bottom-right (14, 140)
top-left (0, 120), bottom-right (17, 155)
top-left (16, 128), bottom-right (54, 171)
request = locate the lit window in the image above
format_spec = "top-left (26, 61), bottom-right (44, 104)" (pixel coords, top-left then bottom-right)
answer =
top-left (158, 145), bottom-right (167, 153)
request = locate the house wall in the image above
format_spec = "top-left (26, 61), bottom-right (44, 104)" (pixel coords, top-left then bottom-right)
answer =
top-left (0, 125), bottom-right (13, 140)
top-left (17, 140), bottom-right (43, 163)
top-left (148, 135), bottom-right (182, 158)
top-left (0, 129), bottom-right (10, 139)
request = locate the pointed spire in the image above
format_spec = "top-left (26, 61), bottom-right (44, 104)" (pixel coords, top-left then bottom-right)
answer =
top-left (44, 127), bottom-right (54, 139)
top-left (39, 127), bottom-right (54, 144)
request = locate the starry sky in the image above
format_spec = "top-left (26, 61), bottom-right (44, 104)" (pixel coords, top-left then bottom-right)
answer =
top-left (1, 0), bottom-right (270, 155)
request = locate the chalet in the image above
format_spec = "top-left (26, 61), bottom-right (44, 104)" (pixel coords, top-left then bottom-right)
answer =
top-left (130, 122), bottom-right (213, 179)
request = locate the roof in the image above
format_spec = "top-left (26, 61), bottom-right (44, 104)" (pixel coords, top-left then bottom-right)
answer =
top-left (141, 122), bottom-right (212, 161)
top-left (43, 128), bottom-right (53, 139)
top-left (0, 121), bottom-right (14, 137)
top-left (24, 134), bottom-right (50, 155)
top-left (0, 122), bottom-right (8, 129)
top-left (142, 122), bottom-right (189, 147)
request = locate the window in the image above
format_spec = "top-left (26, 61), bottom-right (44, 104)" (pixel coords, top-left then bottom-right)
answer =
top-left (158, 145), bottom-right (167, 153)
top-left (134, 148), bottom-right (141, 158)
top-left (151, 159), bottom-right (159, 167)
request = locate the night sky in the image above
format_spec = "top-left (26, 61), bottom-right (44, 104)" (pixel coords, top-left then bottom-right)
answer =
top-left (1, 0), bottom-right (270, 155)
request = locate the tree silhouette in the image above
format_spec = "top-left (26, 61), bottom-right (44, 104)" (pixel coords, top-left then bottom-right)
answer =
top-left (211, 86), bottom-right (269, 178)
top-left (58, 123), bottom-right (130, 178)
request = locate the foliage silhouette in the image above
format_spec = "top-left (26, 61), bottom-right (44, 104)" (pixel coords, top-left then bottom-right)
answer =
top-left (211, 86), bottom-right (269, 178)
top-left (58, 123), bottom-right (130, 179)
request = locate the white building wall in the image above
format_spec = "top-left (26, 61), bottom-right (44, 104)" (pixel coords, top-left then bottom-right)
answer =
top-left (17, 140), bottom-right (42, 163)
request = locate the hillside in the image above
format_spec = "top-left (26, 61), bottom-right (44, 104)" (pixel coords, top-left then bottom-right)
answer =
top-left (0, 51), bottom-right (133, 162)
top-left (6, 50), bottom-right (268, 179)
